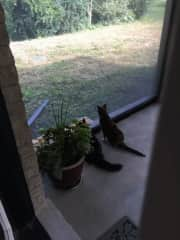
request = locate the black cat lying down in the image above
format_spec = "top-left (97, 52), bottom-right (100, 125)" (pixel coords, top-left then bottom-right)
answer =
top-left (85, 134), bottom-right (123, 172)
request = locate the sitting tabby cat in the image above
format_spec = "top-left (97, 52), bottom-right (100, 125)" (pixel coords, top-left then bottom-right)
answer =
top-left (85, 134), bottom-right (123, 172)
top-left (97, 104), bottom-right (145, 157)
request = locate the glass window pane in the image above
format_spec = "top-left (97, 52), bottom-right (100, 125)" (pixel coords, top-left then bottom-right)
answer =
top-left (2, 0), bottom-right (167, 135)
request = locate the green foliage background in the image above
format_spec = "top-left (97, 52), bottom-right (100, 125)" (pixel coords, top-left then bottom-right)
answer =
top-left (1, 0), bottom-right (147, 41)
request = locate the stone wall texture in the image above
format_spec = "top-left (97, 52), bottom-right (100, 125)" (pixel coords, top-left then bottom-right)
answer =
top-left (0, 3), bottom-right (46, 214)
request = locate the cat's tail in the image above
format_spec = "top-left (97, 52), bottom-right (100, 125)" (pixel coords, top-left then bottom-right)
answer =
top-left (85, 155), bottom-right (123, 172)
top-left (95, 159), bottom-right (123, 172)
top-left (119, 143), bottom-right (146, 157)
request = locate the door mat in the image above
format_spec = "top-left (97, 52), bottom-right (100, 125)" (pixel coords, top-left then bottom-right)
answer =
top-left (97, 216), bottom-right (138, 240)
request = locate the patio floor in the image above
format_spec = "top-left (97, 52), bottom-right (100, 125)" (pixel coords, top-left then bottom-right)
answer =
top-left (44, 104), bottom-right (159, 240)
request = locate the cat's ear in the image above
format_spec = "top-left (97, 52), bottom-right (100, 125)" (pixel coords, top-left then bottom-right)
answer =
top-left (97, 105), bottom-right (101, 110)
top-left (82, 118), bottom-right (87, 124)
top-left (103, 104), bottom-right (107, 110)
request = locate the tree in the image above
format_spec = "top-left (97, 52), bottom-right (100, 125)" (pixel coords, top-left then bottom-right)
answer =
top-left (1, 0), bottom-right (147, 41)
top-left (29, 0), bottom-right (64, 37)
top-left (12, 0), bottom-right (35, 40)
top-left (56, 0), bottom-right (88, 33)
top-left (2, 0), bottom-right (64, 40)
top-left (92, 0), bottom-right (131, 24)
top-left (87, 0), bottom-right (93, 26)
top-left (129, 0), bottom-right (147, 18)
top-left (1, 0), bottom-right (19, 39)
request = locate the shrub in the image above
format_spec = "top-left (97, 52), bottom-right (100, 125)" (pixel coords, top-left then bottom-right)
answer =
top-left (1, 0), bottom-right (35, 40)
top-left (1, 0), bottom-right (147, 41)
top-left (129, 0), bottom-right (147, 19)
top-left (29, 0), bottom-right (64, 37)
top-left (92, 0), bottom-right (133, 24)
top-left (1, 0), bottom-right (64, 40)
top-left (57, 0), bottom-right (89, 33)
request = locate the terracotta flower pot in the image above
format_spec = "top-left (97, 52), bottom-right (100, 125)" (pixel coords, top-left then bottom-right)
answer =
top-left (52, 157), bottom-right (84, 189)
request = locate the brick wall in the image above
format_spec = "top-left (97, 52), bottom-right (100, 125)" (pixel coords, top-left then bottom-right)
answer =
top-left (0, 3), bottom-right (46, 214)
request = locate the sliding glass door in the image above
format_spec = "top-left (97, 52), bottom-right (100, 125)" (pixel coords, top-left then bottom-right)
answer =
top-left (2, 0), bottom-right (169, 136)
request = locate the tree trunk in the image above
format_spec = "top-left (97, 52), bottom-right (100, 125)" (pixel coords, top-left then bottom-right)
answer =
top-left (88, 0), bottom-right (93, 26)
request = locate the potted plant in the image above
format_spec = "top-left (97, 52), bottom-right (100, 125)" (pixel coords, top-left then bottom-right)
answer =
top-left (34, 98), bottom-right (91, 189)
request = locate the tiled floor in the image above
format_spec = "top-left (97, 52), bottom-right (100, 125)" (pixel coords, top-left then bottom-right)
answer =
top-left (44, 105), bottom-right (159, 240)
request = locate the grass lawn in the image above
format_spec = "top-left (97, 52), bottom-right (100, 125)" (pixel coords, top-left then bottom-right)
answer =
top-left (10, 0), bottom-right (166, 135)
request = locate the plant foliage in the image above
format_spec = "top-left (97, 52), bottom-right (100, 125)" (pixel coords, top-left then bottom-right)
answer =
top-left (35, 98), bottom-right (91, 177)
top-left (129, 0), bottom-right (147, 19)
top-left (1, 0), bottom-right (147, 41)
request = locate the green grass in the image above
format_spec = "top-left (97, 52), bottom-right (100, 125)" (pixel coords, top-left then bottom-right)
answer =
top-left (10, 0), bottom-right (166, 136)
top-left (142, 0), bottom-right (166, 22)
